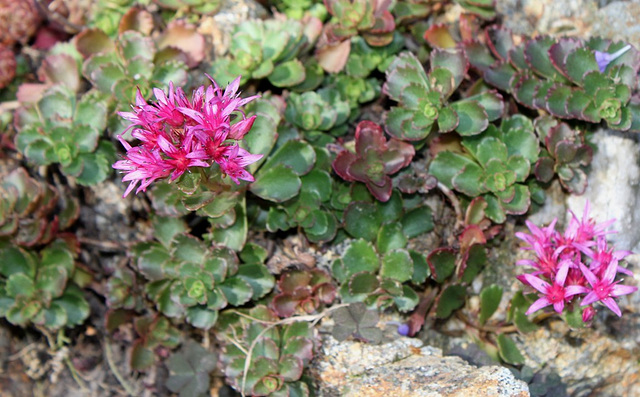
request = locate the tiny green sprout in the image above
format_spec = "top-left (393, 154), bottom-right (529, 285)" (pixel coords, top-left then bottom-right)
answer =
top-left (422, 100), bottom-right (439, 119)
top-left (600, 98), bottom-right (621, 121)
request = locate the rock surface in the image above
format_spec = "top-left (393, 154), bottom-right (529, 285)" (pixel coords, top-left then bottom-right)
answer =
top-left (311, 334), bottom-right (530, 397)
top-left (518, 318), bottom-right (640, 397)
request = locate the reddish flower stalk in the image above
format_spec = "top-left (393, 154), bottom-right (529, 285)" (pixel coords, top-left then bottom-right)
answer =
top-left (516, 202), bottom-right (637, 321)
top-left (113, 75), bottom-right (261, 197)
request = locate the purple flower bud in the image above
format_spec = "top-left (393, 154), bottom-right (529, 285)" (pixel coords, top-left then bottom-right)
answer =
top-left (397, 323), bottom-right (410, 336)
top-left (594, 44), bottom-right (632, 73)
top-left (582, 306), bottom-right (596, 323)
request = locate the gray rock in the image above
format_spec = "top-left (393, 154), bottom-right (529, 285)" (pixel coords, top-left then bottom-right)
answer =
top-left (566, 130), bottom-right (640, 252)
top-left (310, 334), bottom-right (529, 397)
top-left (517, 319), bottom-right (640, 397)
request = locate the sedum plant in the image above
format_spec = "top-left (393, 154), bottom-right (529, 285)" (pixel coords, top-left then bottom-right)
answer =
top-left (127, 217), bottom-right (274, 329)
top-left (331, 238), bottom-right (426, 313)
top-left (210, 16), bottom-right (321, 88)
top-left (0, 168), bottom-right (79, 247)
top-left (322, 0), bottom-right (395, 47)
top-left (429, 115), bottom-right (542, 223)
top-left (0, 237), bottom-right (90, 330)
top-left (14, 85), bottom-right (116, 185)
top-left (469, 28), bottom-right (640, 131)
top-left (270, 268), bottom-right (336, 318)
top-left (285, 87), bottom-right (350, 143)
top-left (76, 28), bottom-right (189, 134)
top-left (383, 50), bottom-right (503, 141)
top-left (533, 116), bottom-right (593, 194)
top-left (217, 306), bottom-right (315, 396)
top-left (333, 120), bottom-right (415, 202)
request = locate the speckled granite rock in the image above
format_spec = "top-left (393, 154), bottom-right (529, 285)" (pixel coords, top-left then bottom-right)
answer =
top-left (496, 0), bottom-right (640, 46)
top-left (311, 334), bottom-right (530, 397)
top-left (517, 318), bottom-right (640, 397)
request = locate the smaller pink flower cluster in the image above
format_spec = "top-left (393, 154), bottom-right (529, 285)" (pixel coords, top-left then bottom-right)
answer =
top-left (516, 202), bottom-right (637, 322)
top-left (113, 75), bottom-right (262, 197)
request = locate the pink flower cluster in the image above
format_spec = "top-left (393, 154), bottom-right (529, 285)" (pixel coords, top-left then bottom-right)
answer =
top-left (516, 202), bottom-right (637, 322)
top-left (113, 75), bottom-right (262, 197)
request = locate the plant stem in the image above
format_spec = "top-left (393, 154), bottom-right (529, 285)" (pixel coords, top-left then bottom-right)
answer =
top-left (229, 303), bottom-right (350, 396)
top-left (104, 337), bottom-right (137, 396)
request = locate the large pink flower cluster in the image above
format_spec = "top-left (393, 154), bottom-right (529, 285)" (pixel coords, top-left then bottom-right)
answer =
top-left (113, 75), bottom-right (262, 197)
top-left (516, 202), bottom-right (637, 321)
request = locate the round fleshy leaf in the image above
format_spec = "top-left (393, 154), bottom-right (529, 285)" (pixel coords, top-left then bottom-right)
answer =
top-left (341, 239), bottom-right (380, 278)
top-left (268, 59), bottom-right (306, 87)
top-left (497, 334), bottom-right (525, 365)
top-left (435, 284), bottom-right (466, 319)
top-left (251, 164), bottom-right (302, 203)
top-left (427, 248), bottom-right (456, 283)
top-left (343, 202), bottom-right (382, 241)
top-left (393, 285), bottom-right (419, 312)
top-left (451, 100), bottom-right (489, 136)
top-left (380, 249), bottom-right (413, 282)
top-left (401, 206), bottom-right (434, 238)
top-left (479, 285), bottom-right (503, 325)
top-left (377, 223), bottom-right (407, 254)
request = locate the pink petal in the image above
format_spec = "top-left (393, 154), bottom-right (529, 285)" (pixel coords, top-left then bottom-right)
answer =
top-left (555, 261), bottom-right (570, 285)
top-left (610, 284), bottom-right (638, 297)
top-left (565, 285), bottom-right (589, 297)
top-left (579, 262), bottom-right (598, 287)
top-left (553, 300), bottom-right (564, 313)
top-left (523, 273), bottom-right (550, 294)
top-left (580, 291), bottom-right (599, 306)
top-left (526, 297), bottom-right (552, 315)
top-left (601, 297), bottom-right (622, 317)
top-left (602, 258), bottom-right (618, 283)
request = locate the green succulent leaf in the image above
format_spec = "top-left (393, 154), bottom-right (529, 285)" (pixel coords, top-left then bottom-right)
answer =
top-left (479, 285), bottom-right (503, 325)
top-left (343, 202), bottom-right (382, 241)
top-left (268, 59), bottom-right (306, 87)
top-left (251, 164), bottom-right (302, 203)
top-left (435, 284), bottom-right (466, 319)
top-left (497, 333), bottom-right (525, 365)
top-left (380, 249), bottom-right (413, 282)
top-left (340, 239), bottom-right (379, 278)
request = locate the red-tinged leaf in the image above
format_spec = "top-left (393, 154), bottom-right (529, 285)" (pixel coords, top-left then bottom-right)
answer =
top-left (406, 293), bottom-right (431, 336)
top-left (545, 84), bottom-right (572, 118)
top-left (459, 225), bottom-right (486, 254)
top-left (513, 73), bottom-right (538, 108)
top-left (119, 7), bottom-right (154, 36)
top-left (567, 90), bottom-right (592, 119)
top-left (431, 48), bottom-right (469, 91)
top-left (157, 20), bottom-right (205, 68)
top-left (484, 60), bottom-right (516, 92)
top-left (524, 36), bottom-right (568, 81)
top-left (423, 24), bottom-right (457, 49)
top-left (74, 28), bottom-right (114, 59)
top-left (508, 43), bottom-right (528, 70)
top-left (534, 157), bottom-right (555, 183)
top-left (548, 39), bottom-right (582, 80)
top-left (37, 54), bottom-right (80, 92)
top-left (532, 80), bottom-right (554, 109)
top-left (463, 40), bottom-right (495, 71)
top-left (485, 25), bottom-right (513, 61)
top-left (427, 247), bottom-right (456, 283)
top-left (317, 39), bottom-right (351, 73)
